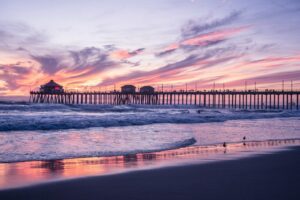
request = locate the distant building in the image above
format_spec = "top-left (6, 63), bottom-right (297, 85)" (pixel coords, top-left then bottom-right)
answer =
top-left (40, 80), bottom-right (64, 93)
top-left (121, 85), bottom-right (136, 93)
top-left (140, 86), bottom-right (155, 93)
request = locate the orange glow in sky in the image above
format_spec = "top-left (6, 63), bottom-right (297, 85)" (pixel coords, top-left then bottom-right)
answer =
top-left (1, 1), bottom-right (300, 96)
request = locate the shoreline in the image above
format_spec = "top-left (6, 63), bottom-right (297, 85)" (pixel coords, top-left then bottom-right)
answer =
top-left (2, 137), bottom-right (299, 164)
top-left (0, 146), bottom-right (299, 200)
top-left (0, 139), bottom-right (299, 191)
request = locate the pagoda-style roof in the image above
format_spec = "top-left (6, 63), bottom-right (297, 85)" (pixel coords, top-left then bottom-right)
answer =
top-left (43, 80), bottom-right (62, 88)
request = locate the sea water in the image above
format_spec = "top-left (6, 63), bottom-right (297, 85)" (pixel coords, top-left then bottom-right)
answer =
top-left (0, 102), bottom-right (300, 162)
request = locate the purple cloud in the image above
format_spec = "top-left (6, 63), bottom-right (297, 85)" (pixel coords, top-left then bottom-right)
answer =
top-left (181, 10), bottom-right (242, 38)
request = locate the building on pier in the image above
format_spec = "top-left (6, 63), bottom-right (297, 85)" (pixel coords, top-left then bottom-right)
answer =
top-left (40, 80), bottom-right (64, 93)
top-left (29, 89), bottom-right (300, 110)
top-left (121, 85), bottom-right (136, 93)
top-left (140, 86), bottom-right (155, 93)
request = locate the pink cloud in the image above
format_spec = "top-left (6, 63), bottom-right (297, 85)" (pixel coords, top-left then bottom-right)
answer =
top-left (97, 52), bottom-right (300, 91)
top-left (223, 70), bottom-right (300, 89)
top-left (164, 43), bottom-right (180, 52)
top-left (181, 26), bottom-right (248, 46)
top-left (160, 26), bottom-right (249, 55)
top-left (229, 55), bottom-right (300, 71)
top-left (111, 48), bottom-right (144, 60)
top-left (111, 50), bottom-right (131, 59)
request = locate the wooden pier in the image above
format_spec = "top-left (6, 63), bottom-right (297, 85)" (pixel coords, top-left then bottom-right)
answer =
top-left (29, 90), bottom-right (300, 110)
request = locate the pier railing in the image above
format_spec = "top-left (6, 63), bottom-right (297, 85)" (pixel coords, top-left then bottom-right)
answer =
top-left (29, 90), bottom-right (300, 110)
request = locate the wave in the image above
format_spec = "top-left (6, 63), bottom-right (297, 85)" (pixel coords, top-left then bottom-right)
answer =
top-left (0, 102), bottom-right (155, 113)
top-left (0, 105), bottom-right (299, 131)
top-left (0, 100), bottom-right (29, 105)
top-left (0, 137), bottom-right (196, 163)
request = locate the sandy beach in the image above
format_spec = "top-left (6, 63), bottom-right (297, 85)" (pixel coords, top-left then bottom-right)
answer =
top-left (1, 0), bottom-right (300, 199)
top-left (1, 146), bottom-right (299, 200)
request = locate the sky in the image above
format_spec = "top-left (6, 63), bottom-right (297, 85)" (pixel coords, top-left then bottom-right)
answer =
top-left (1, 0), bottom-right (300, 95)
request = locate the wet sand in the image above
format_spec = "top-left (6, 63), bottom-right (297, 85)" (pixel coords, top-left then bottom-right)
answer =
top-left (0, 146), bottom-right (299, 200)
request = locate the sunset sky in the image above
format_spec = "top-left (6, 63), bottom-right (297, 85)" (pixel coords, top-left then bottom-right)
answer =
top-left (1, 0), bottom-right (300, 95)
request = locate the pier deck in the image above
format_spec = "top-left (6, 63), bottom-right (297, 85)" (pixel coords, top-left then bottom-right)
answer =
top-left (29, 90), bottom-right (300, 110)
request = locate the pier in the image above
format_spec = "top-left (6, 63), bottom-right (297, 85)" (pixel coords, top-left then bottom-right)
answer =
top-left (29, 90), bottom-right (300, 110)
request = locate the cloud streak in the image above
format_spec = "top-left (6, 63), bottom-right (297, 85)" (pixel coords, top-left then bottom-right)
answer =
top-left (157, 26), bottom-right (248, 56)
top-left (224, 70), bottom-right (300, 89)
top-left (181, 10), bottom-right (242, 38)
top-left (98, 45), bottom-right (241, 87)
top-left (0, 22), bottom-right (47, 51)
top-left (0, 63), bottom-right (35, 93)
top-left (110, 48), bottom-right (145, 60)
top-left (1, 4), bottom-right (300, 95)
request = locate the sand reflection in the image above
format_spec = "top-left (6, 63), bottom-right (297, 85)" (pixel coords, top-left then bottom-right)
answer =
top-left (0, 139), bottom-right (299, 189)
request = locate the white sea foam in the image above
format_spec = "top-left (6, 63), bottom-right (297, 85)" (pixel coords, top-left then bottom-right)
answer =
top-left (0, 126), bottom-right (196, 162)
top-left (0, 102), bottom-right (299, 162)
top-left (0, 103), bottom-right (299, 131)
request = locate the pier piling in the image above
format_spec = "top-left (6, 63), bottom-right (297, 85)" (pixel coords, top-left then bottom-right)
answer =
top-left (29, 90), bottom-right (300, 110)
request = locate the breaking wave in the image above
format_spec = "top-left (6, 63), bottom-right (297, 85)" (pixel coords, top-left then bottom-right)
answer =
top-left (0, 137), bottom-right (196, 163)
top-left (0, 102), bottom-right (299, 131)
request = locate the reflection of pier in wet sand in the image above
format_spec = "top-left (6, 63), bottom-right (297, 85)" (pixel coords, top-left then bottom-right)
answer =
top-left (0, 139), bottom-right (299, 189)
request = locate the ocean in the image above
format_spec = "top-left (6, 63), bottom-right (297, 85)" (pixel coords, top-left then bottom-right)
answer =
top-left (0, 102), bottom-right (300, 163)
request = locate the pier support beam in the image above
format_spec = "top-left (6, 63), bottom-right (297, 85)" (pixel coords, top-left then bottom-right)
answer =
top-left (28, 90), bottom-right (300, 110)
